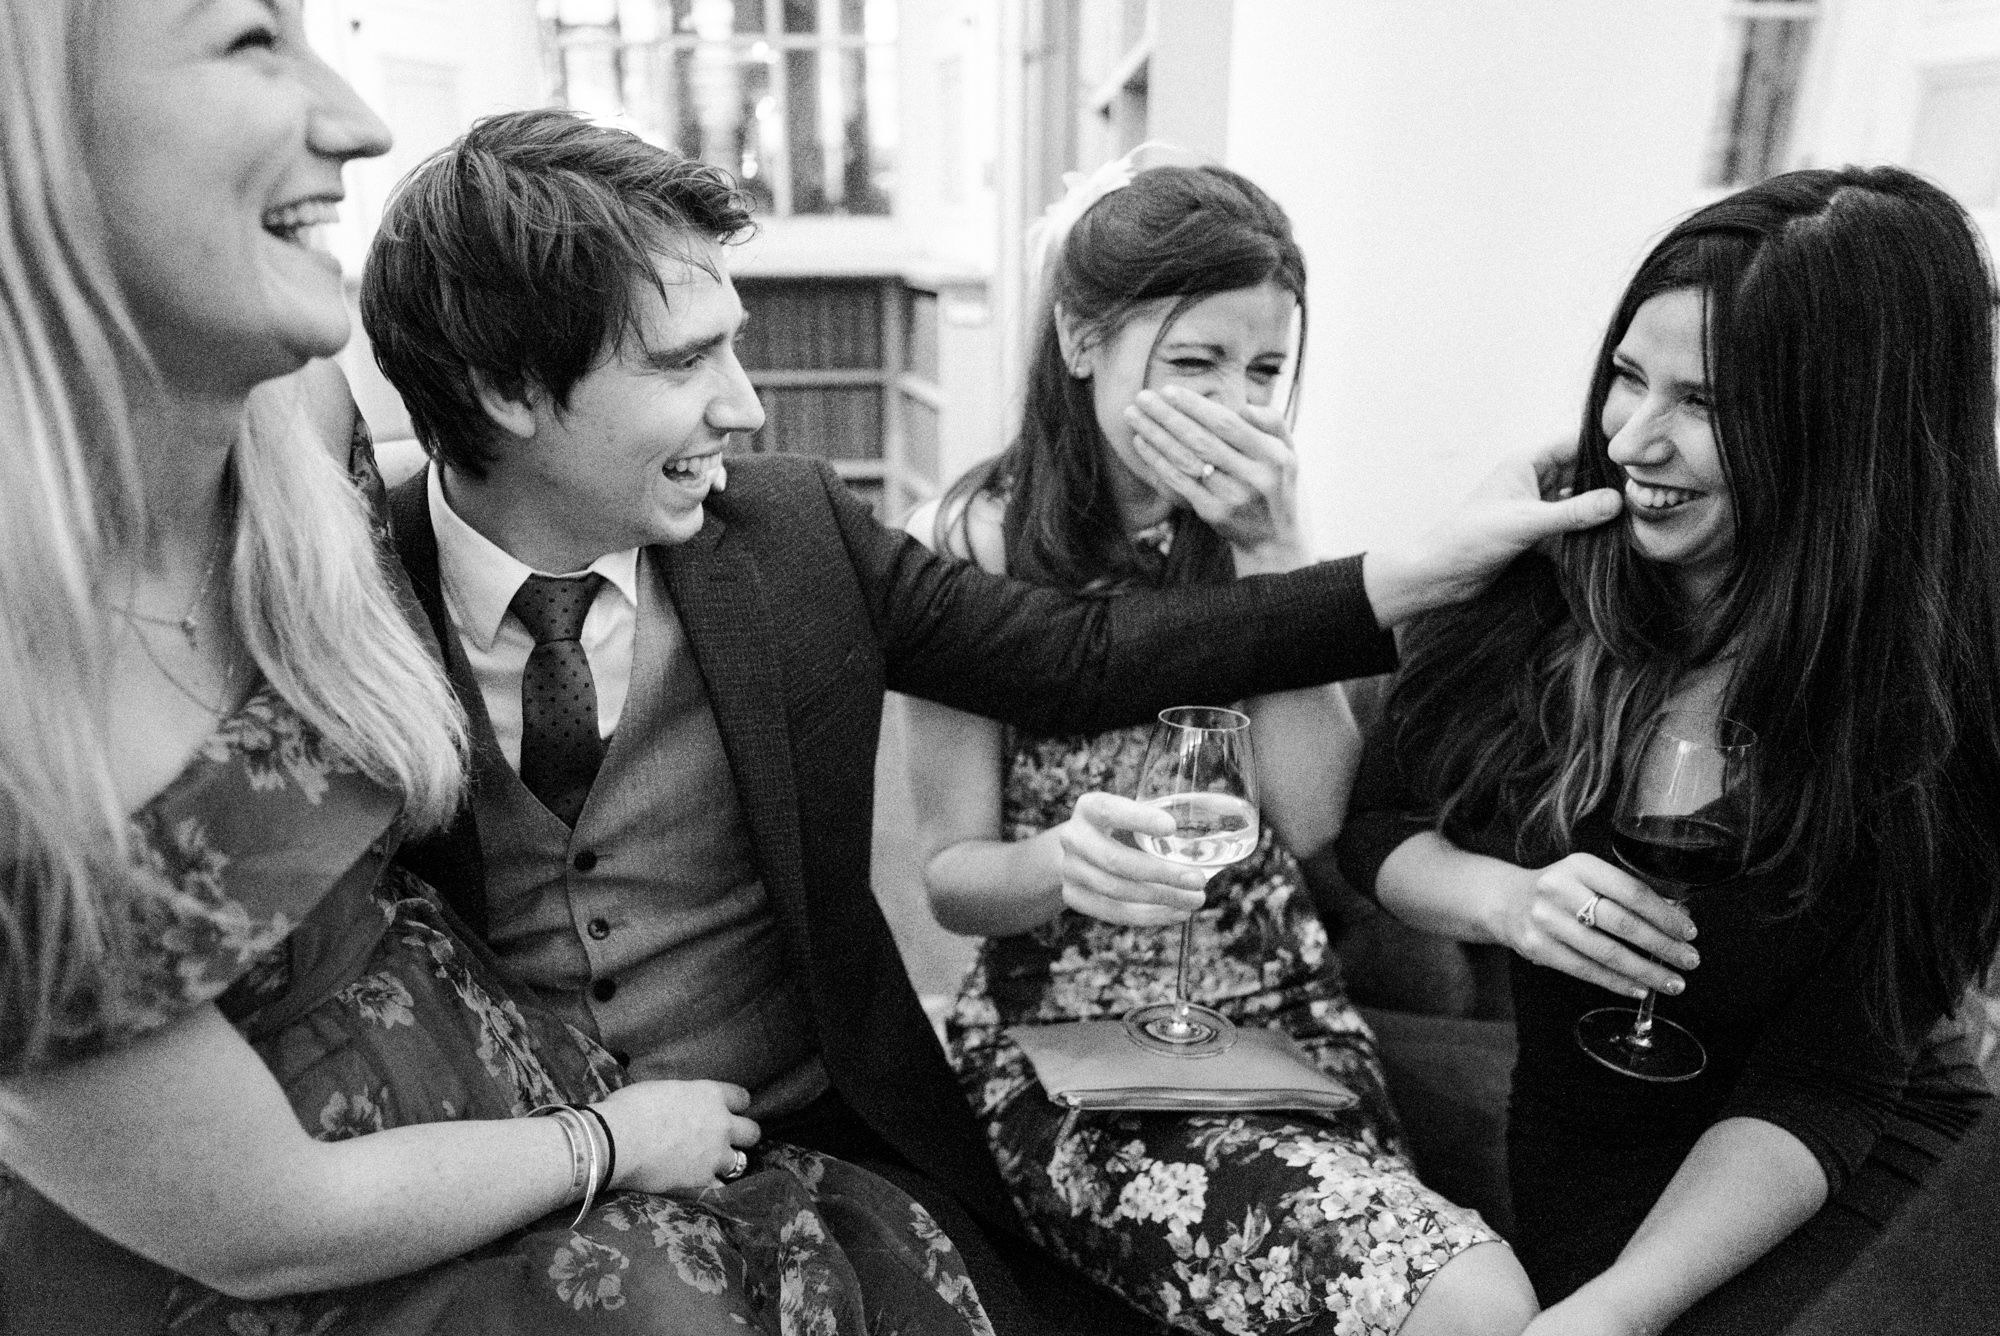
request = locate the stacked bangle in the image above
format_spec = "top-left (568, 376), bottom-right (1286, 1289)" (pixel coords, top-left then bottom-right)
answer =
top-left (574, 1103), bottom-right (617, 1190)
top-left (530, 1103), bottom-right (617, 1229)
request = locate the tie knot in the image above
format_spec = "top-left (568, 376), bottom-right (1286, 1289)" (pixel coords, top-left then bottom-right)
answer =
top-left (510, 572), bottom-right (606, 646)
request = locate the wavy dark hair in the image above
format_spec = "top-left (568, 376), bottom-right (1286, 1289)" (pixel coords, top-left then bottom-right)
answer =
top-left (937, 162), bottom-right (1307, 593)
top-left (362, 108), bottom-right (755, 478)
top-left (1393, 165), bottom-right (2000, 1037)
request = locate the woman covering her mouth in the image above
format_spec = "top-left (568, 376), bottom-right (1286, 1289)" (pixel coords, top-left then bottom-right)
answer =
top-left (1339, 165), bottom-right (2000, 1334)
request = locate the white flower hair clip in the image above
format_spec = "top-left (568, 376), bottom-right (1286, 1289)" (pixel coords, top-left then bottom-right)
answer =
top-left (1024, 140), bottom-right (1207, 318)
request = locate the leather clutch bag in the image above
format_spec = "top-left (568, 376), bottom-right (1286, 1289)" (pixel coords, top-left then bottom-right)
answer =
top-left (1006, 1020), bottom-right (1358, 1115)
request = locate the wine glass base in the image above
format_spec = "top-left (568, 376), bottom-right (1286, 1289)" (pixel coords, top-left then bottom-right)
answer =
top-left (1575, 1007), bottom-right (1706, 1083)
top-left (1124, 1002), bottom-right (1236, 1057)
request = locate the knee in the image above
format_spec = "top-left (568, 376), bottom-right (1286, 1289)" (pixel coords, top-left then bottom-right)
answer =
top-left (1394, 1241), bottom-right (1538, 1336)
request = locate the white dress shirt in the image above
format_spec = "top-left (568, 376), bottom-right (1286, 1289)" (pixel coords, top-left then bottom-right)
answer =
top-left (427, 466), bottom-right (641, 770)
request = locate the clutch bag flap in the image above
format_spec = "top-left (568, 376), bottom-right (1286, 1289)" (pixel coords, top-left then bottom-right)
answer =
top-left (1005, 1020), bottom-right (1358, 1115)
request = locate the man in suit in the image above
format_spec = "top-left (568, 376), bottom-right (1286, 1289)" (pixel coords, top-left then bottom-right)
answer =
top-left (361, 107), bottom-right (1619, 1331)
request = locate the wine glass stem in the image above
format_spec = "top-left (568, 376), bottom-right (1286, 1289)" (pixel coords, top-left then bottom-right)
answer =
top-left (1170, 914), bottom-right (1197, 1018)
top-left (1628, 988), bottom-right (1660, 1048)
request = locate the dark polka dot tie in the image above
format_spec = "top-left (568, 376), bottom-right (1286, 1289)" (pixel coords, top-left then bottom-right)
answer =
top-left (511, 572), bottom-right (608, 827)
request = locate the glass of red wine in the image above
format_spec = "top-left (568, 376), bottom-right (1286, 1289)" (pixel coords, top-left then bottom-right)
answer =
top-left (1575, 710), bottom-right (1757, 1082)
top-left (1123, 706), bottom-right (1259, 1057)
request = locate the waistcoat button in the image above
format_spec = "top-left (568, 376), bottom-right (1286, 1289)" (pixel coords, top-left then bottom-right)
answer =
top-left (587, 917), bottom-right (611, 940)
top-left (591, 977), bottom-right (618, 1003)
top-left (573, 849), bottom-right (598, 873)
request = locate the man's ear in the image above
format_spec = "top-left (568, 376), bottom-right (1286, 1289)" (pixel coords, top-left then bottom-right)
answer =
top-left (469, 368), bottom-right (539, 441)
top-left (1053, 305), bottom-right (1093, 380)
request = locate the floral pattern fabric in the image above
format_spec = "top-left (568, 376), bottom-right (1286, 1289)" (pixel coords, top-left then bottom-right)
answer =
top-left (947, 725), bottom-right (1496, 1335)
top-left (1, 684), bottom-right (992, 1336)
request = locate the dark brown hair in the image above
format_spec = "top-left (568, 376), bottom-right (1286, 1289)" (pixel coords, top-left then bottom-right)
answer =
top-left (939, 163), bottom-right (1306, 593)
top-left (361, 107), bottom-right (754, 477)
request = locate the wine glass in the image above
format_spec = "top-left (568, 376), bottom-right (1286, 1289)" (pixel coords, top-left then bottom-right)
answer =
top-left (1575, 710), bottom-right (1757, 1082)
top-left (1123, 706), bottom-right (1260, 1057)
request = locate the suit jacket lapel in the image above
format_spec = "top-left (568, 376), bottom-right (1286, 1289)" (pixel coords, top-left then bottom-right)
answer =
top-left (659, 518), bottom-right (814, 956)
top-left (385, 466), bottom-right (494, 935)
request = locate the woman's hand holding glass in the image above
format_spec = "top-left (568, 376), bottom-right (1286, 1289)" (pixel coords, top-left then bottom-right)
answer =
top-left (1050, 790), bottom-right (1213, 928)
top-left (1497, 851), bottom-right (1699, 1001)
top-left (1124, 385), bottom-right (1311, 573)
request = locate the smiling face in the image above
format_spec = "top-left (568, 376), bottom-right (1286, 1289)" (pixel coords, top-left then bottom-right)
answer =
top-left (466, 247), bottom-right (765, 571)
top-left (1069, 282), bottom-right (1297, 527)
top-left (1603, 287), bottom-right (1735, 604)
top-left (84, 0), bottom-right (390, 394)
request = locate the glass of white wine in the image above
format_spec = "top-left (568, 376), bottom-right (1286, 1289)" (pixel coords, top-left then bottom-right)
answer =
top-left (1123, 706), bottom-right (1260, 1057)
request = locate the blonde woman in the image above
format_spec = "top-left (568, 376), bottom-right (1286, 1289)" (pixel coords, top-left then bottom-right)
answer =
top-left (0, 2), bottom-right (993, 1333)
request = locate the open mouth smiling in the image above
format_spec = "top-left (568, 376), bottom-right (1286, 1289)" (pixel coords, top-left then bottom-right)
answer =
top-left (1625, 479), bottom-right (1701, 515)
top-left (665, 452), bottom-right (726, 488)
top-left (263, 198), bottom-right (338, 244)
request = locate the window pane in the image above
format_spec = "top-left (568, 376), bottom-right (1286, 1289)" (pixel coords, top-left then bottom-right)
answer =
top-left (905, 289), bottom-right (939, 380)
top-left (666, 43), bottom-right (776, 212)
top-left (1707, 16), bottom-right (1814, 187)
top-left (557, 29), bottom-right (622, 122)
top-left (664, 0), bottom-right (758, 38)
top-left (783, 0), bottom-right (816, 34)
top-left (556, 0), bottom-right (618, 23)
top-left (784, 49), bottom-right (826, 213)
top-left (782, 45), bottom-right (891, 215)
top-left (903, 396), bottom-right (939, 485)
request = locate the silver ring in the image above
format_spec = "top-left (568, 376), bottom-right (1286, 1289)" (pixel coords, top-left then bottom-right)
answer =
top-left (721, 1149), bottom-right (748, 1182)
top-left (1575, 892), bottom-right (1602, 930)
top-left (1197, 461), bottom-right (1215, 480)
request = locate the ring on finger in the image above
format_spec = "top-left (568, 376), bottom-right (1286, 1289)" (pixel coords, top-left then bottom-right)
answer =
top-left (1575, 892), bottom-right (1602, 930)
top-left (721, 1149), bottom-right (748, 1182)
top-left (1197, 461), bottom-right (1215, 480)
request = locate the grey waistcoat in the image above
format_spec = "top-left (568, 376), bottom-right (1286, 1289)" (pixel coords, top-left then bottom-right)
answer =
top-left (469, 551), bottom-right (827, 1120)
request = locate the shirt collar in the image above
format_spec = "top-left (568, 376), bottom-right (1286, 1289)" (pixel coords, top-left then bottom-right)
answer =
top-left (427, 465), bottom-right (641, 652)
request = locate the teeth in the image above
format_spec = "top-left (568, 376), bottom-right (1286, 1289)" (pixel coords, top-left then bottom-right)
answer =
top-left (664, 454), bottom-right (725, 486)
top-left (263, 200), bottom-right (338, 235)
top-left (1626, 480), bottom-right (1697, 511)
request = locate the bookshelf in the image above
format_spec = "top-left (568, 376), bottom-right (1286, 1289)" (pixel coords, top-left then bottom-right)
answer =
top-left (737, 274), bottom-right (940, 518)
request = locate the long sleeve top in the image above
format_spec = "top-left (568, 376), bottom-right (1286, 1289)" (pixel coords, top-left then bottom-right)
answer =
top-left (1336, 649), bottom-right (1990, 1299)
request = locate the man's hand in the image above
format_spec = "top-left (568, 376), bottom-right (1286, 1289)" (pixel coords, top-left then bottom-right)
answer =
top-left (1363, 438), bottom-right (1622, 627)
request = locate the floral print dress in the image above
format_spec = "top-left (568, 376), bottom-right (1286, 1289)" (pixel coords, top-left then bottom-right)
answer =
top-left (946, 725), bottom-right (1496, 1336)
top-left (0, 686), bottom-right (992, 1336)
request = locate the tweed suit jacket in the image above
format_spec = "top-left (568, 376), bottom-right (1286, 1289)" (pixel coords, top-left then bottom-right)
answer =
top-left (388, 453), bottom-right (1396, 1232)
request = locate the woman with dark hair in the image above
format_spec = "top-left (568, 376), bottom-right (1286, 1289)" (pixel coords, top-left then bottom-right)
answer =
top-left (1338, 165), bottom-right (2000, 1334)
top-left (901, 148), bottom-right (1538, 1336)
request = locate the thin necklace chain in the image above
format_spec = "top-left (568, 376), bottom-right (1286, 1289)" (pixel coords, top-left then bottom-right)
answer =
top-left (105, 526), bottom-right (228, 651)
top-left (119, 614), bottom-right (236, 716)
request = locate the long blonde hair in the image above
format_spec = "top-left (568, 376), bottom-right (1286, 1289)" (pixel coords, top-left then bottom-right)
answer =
top-left (0, 0), bottom-right (465, 1069)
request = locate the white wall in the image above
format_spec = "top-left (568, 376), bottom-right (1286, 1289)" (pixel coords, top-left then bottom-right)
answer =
top-left (1225, 1), bottom-right (1730, 558)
